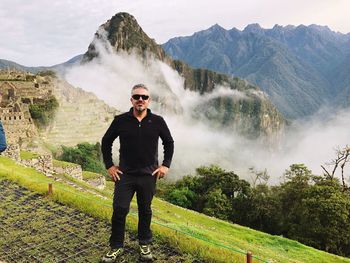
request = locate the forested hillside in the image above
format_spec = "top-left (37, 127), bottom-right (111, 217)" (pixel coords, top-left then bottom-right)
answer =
top-left (159, 146), bottom-right (350, 257)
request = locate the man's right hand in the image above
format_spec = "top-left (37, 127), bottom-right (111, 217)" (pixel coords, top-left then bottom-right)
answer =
top-left (107, 166), bottom-right (123, 181)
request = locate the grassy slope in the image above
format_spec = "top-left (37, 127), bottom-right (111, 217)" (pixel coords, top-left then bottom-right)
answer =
top-left (20, 150), bottom-right (40, 160)
top-left (1, 156), bottom-right (349, 263)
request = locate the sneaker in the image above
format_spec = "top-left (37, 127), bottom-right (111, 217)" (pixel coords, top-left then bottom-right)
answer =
top-left (139, 244), bottom-right (153, 261)
top-left (101, 247), bottom-right (124, 263)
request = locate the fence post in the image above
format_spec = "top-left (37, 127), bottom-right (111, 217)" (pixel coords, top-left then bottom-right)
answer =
top-left (48, 183), bottom-right (53, 195)
top-left (247, 251), bottom-right (252, 263)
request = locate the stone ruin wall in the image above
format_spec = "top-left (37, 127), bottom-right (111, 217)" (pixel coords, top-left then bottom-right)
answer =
top-left (0, 72), bottom-right (54, 145)
top-left (53, 165), bottom-right (83, 181)
top-left (0, 106), bottom-right (37, 144)
top-left (13, 81), bottom-right (53, 102)
top-left (2, 144), bottom-right (105, 189)
top-left (21, 154), bottom-right (53, 176)
top-left (0, 69), bottom-right (31, 81)
top-left (0, 70), bottom-right (107, 189)
top-left (85, 175), bottom-right (106, 190)
top-left (1, 144), bottom-right (20, 161)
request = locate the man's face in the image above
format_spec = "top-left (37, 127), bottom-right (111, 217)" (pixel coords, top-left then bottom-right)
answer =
top-left (131, 88), bottom-right (150, 112)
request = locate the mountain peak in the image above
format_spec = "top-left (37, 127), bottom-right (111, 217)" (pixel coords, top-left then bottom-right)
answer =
top-left (272, 24), bottom-right (296, 31)
top-left (109, 12), bottom-right (138, 24)
top-left (308, 24), bottom-right (331, 32)
top-left (83, 12), bottom-right (167, 62)
top-left (208, 23), bottom-right (225, 31)
top-left (243, 23), bottom-right (264, 34)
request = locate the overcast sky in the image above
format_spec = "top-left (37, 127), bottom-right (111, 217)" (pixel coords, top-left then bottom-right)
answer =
top-left (1, 0), bottom-right (350, 66)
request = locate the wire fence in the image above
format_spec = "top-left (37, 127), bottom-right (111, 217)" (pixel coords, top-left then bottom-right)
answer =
top-left (0, 177), bottom-right (268, 263)
top-left (0, 179), bottom-right (184, 262)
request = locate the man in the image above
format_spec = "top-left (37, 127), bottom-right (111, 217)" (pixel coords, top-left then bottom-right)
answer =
top-left (0, 92), bottom-right (7, 153)
top-left (101, 84), bottom-right (174, 262)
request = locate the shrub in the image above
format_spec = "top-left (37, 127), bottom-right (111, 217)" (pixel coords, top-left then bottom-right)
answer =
top-left (59, 142), bottom-right (107, 177)
top-left (29, 96), bottom-right (59, 127)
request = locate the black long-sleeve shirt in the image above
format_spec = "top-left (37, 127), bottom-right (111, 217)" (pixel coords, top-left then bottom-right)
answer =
top-left (101, 108), bottom-right (174, 175)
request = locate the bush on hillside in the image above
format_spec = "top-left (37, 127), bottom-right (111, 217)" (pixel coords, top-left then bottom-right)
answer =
top-left (58, 142), bottom-right (107, 177)
top-left (37, 70), bottom-right (56, 77)
top-left (29, 96), bottom-right (59, 127)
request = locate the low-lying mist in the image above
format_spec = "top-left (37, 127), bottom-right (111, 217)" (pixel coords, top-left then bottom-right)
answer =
top-left (65, 40), bottom-right (350, 184)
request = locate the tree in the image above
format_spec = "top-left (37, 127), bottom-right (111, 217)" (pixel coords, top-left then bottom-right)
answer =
top-left (59, 142), bottom-right (107, 176)
top-left (300, 179), bottom-right (350, 255)
top-left (233, 184), bottom-right (282, 234)
top-left (164, 165), bottom-right (251, 220)
top-left (165, 187), bottom-right (196, 208)
top-left (159, 163), bottom-right (350, 257)
top-left (196, 165), bottom-right (251, 200)
top-left (321, 145), bottom-right (350, 190)
top-left (278, 164), bottom-right (314, 239)
top-left (249, 166), bottom-right (269, 187)
top-left (283, 163), bottom-right (313, 183)
top-left (29, 96), bottom-right (59, 127)
top-left (277, 164), bottom-right (350, 256)
top-left (203, 188), bottom-right (232, 220)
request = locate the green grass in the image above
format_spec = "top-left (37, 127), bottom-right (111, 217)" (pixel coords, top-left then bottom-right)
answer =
top-left (20, 150), bottom-right (40, 160)
top-left (52, 159), bottom-right (78, 168)
top-left (54, 172), bottom-right (112, 199)
top-left (82, 170), bottom-right (102, 180)
top-left (1, 155), bottom-right (349, 263)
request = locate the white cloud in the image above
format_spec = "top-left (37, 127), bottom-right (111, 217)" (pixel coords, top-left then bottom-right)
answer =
top-left (1, 0), bottom-right (350, 66)
top-left (64, 38), bottom-right (258, 179)
top-left (0, 0), bottom-right (123, 66)
top-left (64, 37), bottom-right (350, 183)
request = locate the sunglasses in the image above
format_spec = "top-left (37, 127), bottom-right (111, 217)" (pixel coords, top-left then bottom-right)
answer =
top-left (132, 94), bottom-right (149, 100)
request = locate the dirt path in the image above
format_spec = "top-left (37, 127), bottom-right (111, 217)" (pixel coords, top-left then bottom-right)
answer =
top-left (0, 179), bottom-right (194, 262)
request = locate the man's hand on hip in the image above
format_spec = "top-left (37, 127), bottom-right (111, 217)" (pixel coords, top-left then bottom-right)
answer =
top-left (152, 165), bottom-right (169, 179)
top-left (107, 166), bottom-right (123, 181)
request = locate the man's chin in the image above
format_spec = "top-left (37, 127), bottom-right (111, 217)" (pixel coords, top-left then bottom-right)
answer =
top-left (136, 106), bottom-right (146, 112)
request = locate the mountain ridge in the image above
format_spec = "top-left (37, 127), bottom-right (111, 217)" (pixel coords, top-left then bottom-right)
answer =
top-left (0, 55), bottom-right (83, 75)
top-left (163, 23), bottom-right (350, 118)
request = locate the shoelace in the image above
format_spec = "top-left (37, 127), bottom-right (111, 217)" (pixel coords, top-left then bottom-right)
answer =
top-left (107, 248), bottom-right (123, 257)
top-left (140, 245), bottom-right (151, 254)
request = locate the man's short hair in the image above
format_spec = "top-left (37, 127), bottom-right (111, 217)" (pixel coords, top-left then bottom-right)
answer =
top-left (131, 84), bottom-right (149, 95)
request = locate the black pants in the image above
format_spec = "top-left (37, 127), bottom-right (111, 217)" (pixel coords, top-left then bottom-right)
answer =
top-left (110, 173), bottom-right (156, 249)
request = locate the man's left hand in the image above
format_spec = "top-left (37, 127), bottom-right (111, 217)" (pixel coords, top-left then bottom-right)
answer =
top-left (152, 165), bottom-right (169, 179)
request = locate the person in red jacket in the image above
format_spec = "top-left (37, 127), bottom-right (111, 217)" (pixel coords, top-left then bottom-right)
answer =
top-left (101, 84), bottom-right (174, 262)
